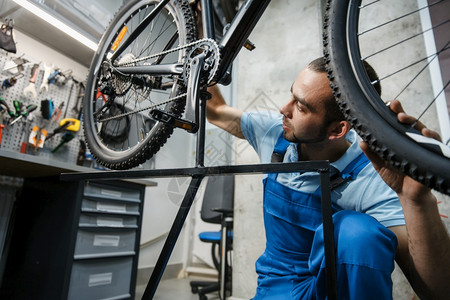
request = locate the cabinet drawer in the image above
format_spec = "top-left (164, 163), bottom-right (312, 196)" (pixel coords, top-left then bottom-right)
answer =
top-left (67, 256), bottom-right (133, 300)
top-left (84, 183), bottom-right (140, 202)
top-left (81, 198), bottom-right (139, 215)
top-left (79, 213), bottom-right (138, 228)
top-left (74, 229), bottom-right (136, 259)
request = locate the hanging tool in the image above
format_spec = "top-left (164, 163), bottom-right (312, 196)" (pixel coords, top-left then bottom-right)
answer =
top-left (63, 80), bottom-right (75, 118)
top-left (71, 82), bottom-right (85, 115)
top-left (59, 118), bottom-right (80, 132)
top-left (2, 73), bottom-right (24, 90)
top-left (46, 118), bottom-right (80, 140)
top-left (13, 99), bottom-right (22, 115)
top-left (52, 102), bottom-right (64, 122)
top-left (0, 109), bottom-right (5, 145)
top-left (39, 63), bottom-right (54, 93)
top-left (0, 98), bottom-right (15, 119)
top-left (45, 119), bottom-right (75, 140)
top-left (20, 122), bottom-right (32, 153)
top-left (48, 69), bottom-right (72, 87)
top-left (0, 124), bottom-right (4, 145)
top-left (76, 139), bottom-right (87, 166)
top-left (51, 132), bottom-right (74, 153)
top-left (56, 70), bottom-right (72, 86)
top-left (23, 63), bottom-right (39, 99)
top-left (45, 122), bottom-right (71, 140)
top-left (3, 56), bottom-right (28, 75)
top-left (9, 103), bottom-right (37, 125)
top-left (28, 125), bottom-right (47, 150)
top-left (40, 99), bottom-right (55, 120)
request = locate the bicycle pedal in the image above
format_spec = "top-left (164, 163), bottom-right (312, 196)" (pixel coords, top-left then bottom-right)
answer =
top-left (149, 109), bottom-right (197, 132)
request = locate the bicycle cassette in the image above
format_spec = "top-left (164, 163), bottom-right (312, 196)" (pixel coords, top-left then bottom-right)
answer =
top-left (183, 38), bottom-right (220, 86)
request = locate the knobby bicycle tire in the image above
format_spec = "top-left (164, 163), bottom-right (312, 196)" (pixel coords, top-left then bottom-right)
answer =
top-left (83, 0), bottom-right (196, 170)
top-left (324, 0), bottom-right (450, 194)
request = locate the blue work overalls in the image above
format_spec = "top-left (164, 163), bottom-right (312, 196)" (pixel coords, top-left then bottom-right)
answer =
top-left (252, 136), bottom-right (398, 299)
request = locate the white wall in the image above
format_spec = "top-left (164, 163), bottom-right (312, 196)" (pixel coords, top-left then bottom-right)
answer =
top-left (11, 29), bottom-right (89, 81)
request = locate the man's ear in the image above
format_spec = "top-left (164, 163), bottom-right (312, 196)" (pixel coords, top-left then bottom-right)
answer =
top-left (328, 120), bottom-right (350, 140)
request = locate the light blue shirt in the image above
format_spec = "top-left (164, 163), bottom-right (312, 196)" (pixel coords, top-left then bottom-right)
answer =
top-left (241, 111), bottom-right (405, 228)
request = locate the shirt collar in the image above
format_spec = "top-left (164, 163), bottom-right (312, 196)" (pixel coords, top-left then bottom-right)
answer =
top-left (330, 129), bottom-right (363, 173)
top-left (283, 129), bottom-right (363, 173)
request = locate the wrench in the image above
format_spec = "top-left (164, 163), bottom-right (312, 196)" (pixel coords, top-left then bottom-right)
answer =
top-left (23, 63), bottom-right (39, 99)
top-left (39, 63), bottom-right (53, 93)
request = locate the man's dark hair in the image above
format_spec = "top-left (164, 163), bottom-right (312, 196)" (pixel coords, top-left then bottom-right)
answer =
top-left (308, 57), bottom-right (381, 126)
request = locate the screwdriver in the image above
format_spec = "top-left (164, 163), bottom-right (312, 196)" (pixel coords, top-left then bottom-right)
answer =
top-left (13, 99), bottom-right (22, 116)
top-left (9, 103), bottom-right (38, 125)
top-left (51, 132), bottom-right (74, 153)
top-left (0, 111), bottom-right (4, 145)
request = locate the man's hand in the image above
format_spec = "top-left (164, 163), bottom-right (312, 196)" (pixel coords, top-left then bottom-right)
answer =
top-left (360, 100), bottom-right (441, 203)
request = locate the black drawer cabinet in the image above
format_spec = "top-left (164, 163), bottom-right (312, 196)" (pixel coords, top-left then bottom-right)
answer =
top-left (0, 177), bottom-right (145, 300)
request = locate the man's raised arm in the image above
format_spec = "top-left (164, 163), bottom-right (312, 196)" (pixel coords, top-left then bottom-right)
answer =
top-left (206, 85), bottom-right (245, 139)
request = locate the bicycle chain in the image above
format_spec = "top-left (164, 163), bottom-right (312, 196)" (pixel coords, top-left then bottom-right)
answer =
top-left (99, 38), bottom-right (220, 123)
top-left (116, 38), bottom-right (217, 67)
top-left (98, 92), bottom-right (187, 122)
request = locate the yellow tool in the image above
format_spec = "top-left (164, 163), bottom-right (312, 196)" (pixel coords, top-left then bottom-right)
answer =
top-left (59, 118), bottom-right (80, 132)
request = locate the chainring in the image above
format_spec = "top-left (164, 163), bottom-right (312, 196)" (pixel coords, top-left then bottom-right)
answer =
top-left (183, 38), bottom-right (220, 86)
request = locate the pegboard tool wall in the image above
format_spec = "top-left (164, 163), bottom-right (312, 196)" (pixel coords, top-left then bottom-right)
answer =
top-left (0, 54), bottom-right (85, 165)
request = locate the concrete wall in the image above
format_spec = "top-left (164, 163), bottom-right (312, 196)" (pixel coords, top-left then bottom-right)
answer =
top-left (228, 0), bottom-right (450, 299)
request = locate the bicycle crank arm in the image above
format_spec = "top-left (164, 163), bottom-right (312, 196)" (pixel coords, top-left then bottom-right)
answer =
top-left (185, 52), bottom-right (207, 132)
top-left (150, 109), bottom-right (196, 132)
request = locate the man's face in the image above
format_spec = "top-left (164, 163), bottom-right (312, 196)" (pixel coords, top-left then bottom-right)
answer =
top-left (279, 67), bottom-right (333, 144)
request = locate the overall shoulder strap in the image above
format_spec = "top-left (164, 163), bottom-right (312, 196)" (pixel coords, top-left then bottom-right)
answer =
top-left (330, 152), bottom-right (370, 190)
top-left (271, 134), bottom-right (290, 163)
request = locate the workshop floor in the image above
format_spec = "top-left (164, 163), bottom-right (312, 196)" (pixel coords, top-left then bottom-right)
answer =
top-left (136, 276), bottom-right (220, 300)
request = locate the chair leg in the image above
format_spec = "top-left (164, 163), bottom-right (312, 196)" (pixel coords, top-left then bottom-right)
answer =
top-left (190, 280), bottom-right (218, 300)
top-left (219, 216), bottom-right (233, 300)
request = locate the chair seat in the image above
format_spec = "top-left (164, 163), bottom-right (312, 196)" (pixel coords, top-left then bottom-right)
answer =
top-left (199, 231), bottom-right (233, 243)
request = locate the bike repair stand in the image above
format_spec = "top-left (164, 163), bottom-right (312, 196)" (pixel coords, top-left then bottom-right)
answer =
top-left (61, 72), bottom-right (337, 300)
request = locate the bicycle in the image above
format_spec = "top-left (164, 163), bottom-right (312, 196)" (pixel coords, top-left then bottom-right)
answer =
top-left (82, 0), bottom-right (450, 195)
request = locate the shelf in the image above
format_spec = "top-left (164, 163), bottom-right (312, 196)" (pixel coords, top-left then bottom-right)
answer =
top-left (0, 149), bottom-right (157, 186)
top-left (0, 149), bottom-right (94, 178)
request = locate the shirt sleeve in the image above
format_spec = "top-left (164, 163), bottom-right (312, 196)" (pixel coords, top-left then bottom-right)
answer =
top-left (358, 167), bottom-right (405, 228)
top-left (241, 111), bottom-right (284, 160)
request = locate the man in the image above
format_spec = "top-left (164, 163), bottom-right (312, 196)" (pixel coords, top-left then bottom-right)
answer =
top-left (206, 57), bottom-right (450, 299)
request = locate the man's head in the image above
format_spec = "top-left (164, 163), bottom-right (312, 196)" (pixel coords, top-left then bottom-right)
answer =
top-left (280, 57), bottom-right (380, 145)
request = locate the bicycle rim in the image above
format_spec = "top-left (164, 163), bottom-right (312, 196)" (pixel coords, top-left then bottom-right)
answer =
top-left (83, 0), bottom-right (196, 170)
top-left (324, 0), bottom-right (450, 194)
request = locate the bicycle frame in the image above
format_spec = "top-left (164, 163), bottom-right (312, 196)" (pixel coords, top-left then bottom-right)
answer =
top-left (203, 0), bottom-right (271, 82)
top-left (111, 0), bottom-right (271, 86)
top-left (108, 0), bottom-right (273, 136)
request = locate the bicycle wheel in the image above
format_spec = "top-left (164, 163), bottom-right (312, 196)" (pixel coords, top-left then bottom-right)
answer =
top-left (84, 0), bottom-right (196, 170)
top-left (324, 0), bottom-right (450, 194)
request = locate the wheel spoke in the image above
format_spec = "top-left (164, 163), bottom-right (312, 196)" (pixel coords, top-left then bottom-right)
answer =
top-left (324, 0), bottom-right (450, 193)
top-left (358, 0), bottom-right (445, 36)
top-left (362, 19), bottom-right (450, 61)
top-left (413, 79), bottom-right (450, 126)
top-left (83, 0), bottom-right (195, 169)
